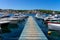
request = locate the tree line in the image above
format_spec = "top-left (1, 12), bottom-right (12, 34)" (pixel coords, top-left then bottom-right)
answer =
top-left (0, 9), bottom-right (60, 14)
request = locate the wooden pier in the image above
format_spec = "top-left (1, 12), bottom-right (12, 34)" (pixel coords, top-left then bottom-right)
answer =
top-left (19, 16), bottom-right (48, 40)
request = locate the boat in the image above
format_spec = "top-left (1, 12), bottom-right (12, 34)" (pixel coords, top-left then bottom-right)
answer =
top-left (44, 11), bottom-right (58, 21)
top-left (42, 11), bottom-right (60, 31)
top-left (6, 13), bottom-right (20, 24)
top-left (0, 13), bottom-right (28, 24)
top-left (35, 13), bottom-right (42, 19)
top-left (0, 20), bottom-right (10, 33)
top-left (14, 13), bottom-right (19, 16)
top-left (47, 20), bottom-right (60, 31)
top-left (22, 14), bottom-right (28, 18)
top-left (46, 14), bottom-right (60, 31)
top-left (0, 13), bottom-right (19, 24)
top-left (19, 13), bottom-right (28, 18)
top-left (8, 16), bottom-right (20, 24)
top-left (8, 13), bottom-right (28, 24)
top-left (45, 13), bottom-right (60, 22)
top-left (35, 12), bottom-right (47, 20)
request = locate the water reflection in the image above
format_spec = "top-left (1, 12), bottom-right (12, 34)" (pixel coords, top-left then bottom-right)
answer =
top-left (1, 18), bottom-right (27, 40)
top-left (1, 23), bottom-right (11, 33)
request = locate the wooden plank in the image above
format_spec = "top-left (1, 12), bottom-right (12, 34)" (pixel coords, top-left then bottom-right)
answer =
top-left (19, 16), bottom-right (48, 40)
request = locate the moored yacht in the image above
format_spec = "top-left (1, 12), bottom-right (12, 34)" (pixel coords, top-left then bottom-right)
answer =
top-left (0, 13), bottom-right (28, 24)
top-left (8, 13), bottom-right (28, 24)
top-left (0, 20), bottom-right (10, 33)
top-left (0, 13), bottom-right (19, 24)
top-left (5, 13), bottom-right (20, 24)
top-left (8, 16), bottom-right (20, 24)
top-left (35, 12), bottom-right (47, 20)
top-left (47, 20), bottom-right (60, 31)
top-left (45, 14), bottom-right (60, 31)
top-left (19, 13), bottom-right (28, 18)
top-left (44, 11), bottom-right (58, 21)
top-left (0, 15), bottom-right (16, 32)
top-left (45, 14), bottom-right (60, 21)
top-left (35, 12), bottom-right (42, 19)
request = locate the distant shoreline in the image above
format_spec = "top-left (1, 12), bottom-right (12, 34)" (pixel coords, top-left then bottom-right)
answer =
top-left (0, 9), bottom-right (60, 14)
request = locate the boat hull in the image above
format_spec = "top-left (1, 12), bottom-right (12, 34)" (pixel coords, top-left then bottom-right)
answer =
top-left (48, 23), bottom-right (60, 31)
top-left (0, 21), bottom-right (10, 33)
top-left (9, 18), bottom-right (20, 24)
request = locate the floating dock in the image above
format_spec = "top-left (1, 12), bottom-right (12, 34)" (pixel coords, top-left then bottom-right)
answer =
top-left (19, 16), bottom-right (48, 40)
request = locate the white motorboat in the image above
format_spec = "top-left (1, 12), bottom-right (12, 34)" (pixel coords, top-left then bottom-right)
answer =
top-left (0, 13), bottom-right (10, 31)
top-left (0, 20), bottom-right (10, 33)
top-left (0, 13), bottom-right (28, 24)
top-left (35, 12), bottom-right (48, 20)
top-left (19, 14), bottom-right (28, 18)
top-left (14, 13), bottom-right (19, 16)
top-left (8, 16), bottom-right (20, 24)
top-left (43, 14), bottom-right (52, 20)
top-left (43, 12), bottom-right (60, 31)
top-left (45, 14), bottom-right (60, 31)
top-left (46, 15), bottom-right (60, 30)
top-left (47, 20), bottom-right (60, 31)
top-left (35, 13), bottom-right (42, 19)
top-left (45, 14), bottom-right (60, 21)
top-left (44, 11), bottom-right (59, 21)
top-left (8, 13), bottom-right (28, 24)
top-left (2, 13), bottom-right (27, 24)
top-left (0, 13), bottom-right (19, 24)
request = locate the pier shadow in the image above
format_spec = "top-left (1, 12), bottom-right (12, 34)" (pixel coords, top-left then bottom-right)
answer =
top-left (34, 17), bottom-right (50, 40)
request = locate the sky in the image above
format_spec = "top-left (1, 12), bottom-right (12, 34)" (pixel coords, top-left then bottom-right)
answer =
top-left (0, 0), bottom-right (60, 11)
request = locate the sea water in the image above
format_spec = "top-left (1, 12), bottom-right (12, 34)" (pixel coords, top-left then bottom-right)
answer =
top-left (1, 14), bottom-right (60, 40)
